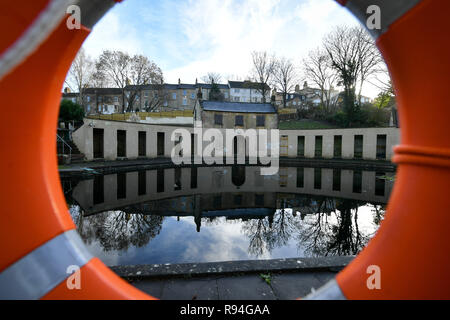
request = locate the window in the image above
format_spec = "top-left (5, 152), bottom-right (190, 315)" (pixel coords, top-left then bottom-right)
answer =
top-left (172, 93), bottom-right (177, 100)
top-left (293, 101), bottom-right (297, 106)
top-left (191, 93), bottom-right (195, 99)
top-left (87, 104), bottom-right (90, 112)
top-left (214, 114), bottom-right (223, 125)
top-left (144, 91), bottom-right (148, 97)
top-left (256, 115), bottom-right (265, 127)
top-left (183, 90), bottom-right (187, 96)
top-left (234, 89), bottom-right (240, 93)
top-left (234, 97), bottom-right (240, 102)
top-left (98, 96), bottom-right (102, 102)
top-left (235, 115), bottom-right (244, 126)
top-left (114, 96), bottom-right (118, 102)
top-left (182, 98), bottom-right (187, 106)
top-left (87, 96), bottom-right (91, 102)
top-left (224, 92), bottom-right (229, 99)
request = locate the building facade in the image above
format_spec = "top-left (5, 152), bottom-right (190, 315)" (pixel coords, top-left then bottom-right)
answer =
top-left (228, 81), bottom-right (272, 103)
top-left (194, 100), bottom-right (278, 129)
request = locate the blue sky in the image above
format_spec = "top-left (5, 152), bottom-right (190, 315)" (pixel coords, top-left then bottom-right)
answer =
top-left (81, 0), bottom-right (382, 97)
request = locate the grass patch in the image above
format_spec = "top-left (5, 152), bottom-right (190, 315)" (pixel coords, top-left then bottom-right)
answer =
top-left (279, 119), bottom-right (338, 130)
top-left (260, 273), bottom-right (272, 286)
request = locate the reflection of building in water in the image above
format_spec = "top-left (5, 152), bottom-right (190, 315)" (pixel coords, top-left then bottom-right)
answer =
top-left (69, 166), bottom-right (395, 221)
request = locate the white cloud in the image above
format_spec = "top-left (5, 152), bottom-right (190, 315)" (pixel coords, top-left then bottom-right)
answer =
top-left (82, 11), bottom-right (143, 58)
top-left (80, 0), bottom-right (383, 98)
top-left (164, 0), bottom-right (360, 84)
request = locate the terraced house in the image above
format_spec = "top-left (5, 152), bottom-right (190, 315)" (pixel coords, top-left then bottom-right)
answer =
top-left (124, 80), bottom-right (230, 112)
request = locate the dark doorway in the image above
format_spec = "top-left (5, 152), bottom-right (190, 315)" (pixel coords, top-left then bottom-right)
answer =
top-left (117, 173), bottom-right (126, 199)
top-left (376, 135), bottom-right (387, 160)
top-left (157, 132), bottom-right (165, 157)
top-left (315, 136), bottom-right (323, 158)
top-left (297, 136), bottom-right (305, 157)
top-left (93, 175), bottom-right (104, 205)
top-left (354, 135), bottom-right (363, 159)
top-left (296, 167), bottom-right (304, 188)
top-left (333, 169), bottom-right (341, 191)
top-left (375, 172), bottom-right (386, 196)
top-left (157, 169), bottom-right (164, 193)
top-left (190, 167), bottom-right (198, 189)
top-left (93, 128), bottom-right (104, 159)
top-left (117, 130), bottom-right (127, 158)
top-left (334, 135), bottom-right (342, 159)
top-left (138, 131), bottom-right (146, 157)
top-left (174, 167), bottom-right (182, 191)
top-left (138, 171), bottom-right (146, 196)
top-left (353, 170), bottom-right (362, 193)
top-left (191, 134), bottom-right (196, 156)
top-left (232, 166), bottom-right (246, 187)
top-left (314, 168), bottom-right (322, 189)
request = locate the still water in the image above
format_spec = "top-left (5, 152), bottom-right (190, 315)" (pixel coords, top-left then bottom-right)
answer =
top-left (62, 166), bottom-right (395, 266)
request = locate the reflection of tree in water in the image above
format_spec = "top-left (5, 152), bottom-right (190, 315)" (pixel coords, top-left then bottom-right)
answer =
top-left (69, 205), bottom-right (164, 251)
top-left (242, 196), bottom-right (385, 258)
top-left (371, 204), bottom-right (386, 227)
top-left (242, 208), bottom-right (299, 257)
top-left (298, 199), bottom-right (374, 257)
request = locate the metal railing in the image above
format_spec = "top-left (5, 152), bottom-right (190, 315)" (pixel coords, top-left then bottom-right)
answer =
top-left (57, 134), bottom-right (72, 159)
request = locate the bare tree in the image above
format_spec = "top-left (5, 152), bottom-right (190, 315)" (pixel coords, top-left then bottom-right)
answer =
top-left (126, 55), bottom-right (164, 112)
top-left (323, 26), bottom-right (383, 125)
top-left (96, 50), bottom-right (131, 111)
top-left (303, 48), bottom-right (339, 114)
top-left (65, 48), bottom-right (94, 104)
top-left (201, 72), bottom-right (222, 84)
top-left (273, 57), bottom-right (298, 108)
top-left (250, 51), bottom-right (276, 103)
top-left (96, 50), bottom-right (164, 112)
top-left (144, 84), bottom-right (169, 112)
top-left (353, 27), bottom-right (384, 105)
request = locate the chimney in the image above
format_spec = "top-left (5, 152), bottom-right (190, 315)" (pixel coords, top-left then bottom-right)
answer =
top-left (195, 78), bottom-right (198, 85)
top-left (64, 87), bottom-right (70, 94)
top-left (295, 84), bottom-right (300, 93)
top-left (178, 78), bottom-right (181, 85)
top-left (197, 87), bottom-right (203, 100)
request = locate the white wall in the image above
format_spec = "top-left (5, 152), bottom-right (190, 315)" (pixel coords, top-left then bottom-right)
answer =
top-left (73, 119), bottom-right (400, 161)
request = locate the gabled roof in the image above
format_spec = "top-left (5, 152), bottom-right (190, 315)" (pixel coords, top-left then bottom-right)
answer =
top-left (200, 101), bottom-right (276, 114)
top-left (228, 81), bottom-right (271, 91)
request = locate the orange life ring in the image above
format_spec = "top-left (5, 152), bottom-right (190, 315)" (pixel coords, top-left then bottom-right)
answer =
top-left (0, 0), bottom-right (449, 300)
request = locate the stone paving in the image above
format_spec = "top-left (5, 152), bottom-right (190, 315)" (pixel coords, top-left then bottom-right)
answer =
top-left (128, 271), bottom-right (336, 300)
top-left (111, 257), bottom-right (353, 300)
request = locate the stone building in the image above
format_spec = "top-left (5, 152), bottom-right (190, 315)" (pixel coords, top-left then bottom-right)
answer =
top-left (228, 81), bottom-right (272, 103)
top-left (124, 80), bottom-right (230, 112)
top-left (194, 100), bottom-right (278, 129)
top-left (82, 88), bottom-right (124, 115)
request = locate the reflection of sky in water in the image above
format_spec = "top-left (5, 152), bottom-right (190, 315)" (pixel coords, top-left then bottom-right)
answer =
top-left (77, 204), bottom-right (383, 267)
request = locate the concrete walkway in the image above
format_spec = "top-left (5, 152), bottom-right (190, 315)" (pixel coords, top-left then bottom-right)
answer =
top-left (111, 256), bottom-right (353, 300)
top-left (59, 157), bottom-right (395, 178)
